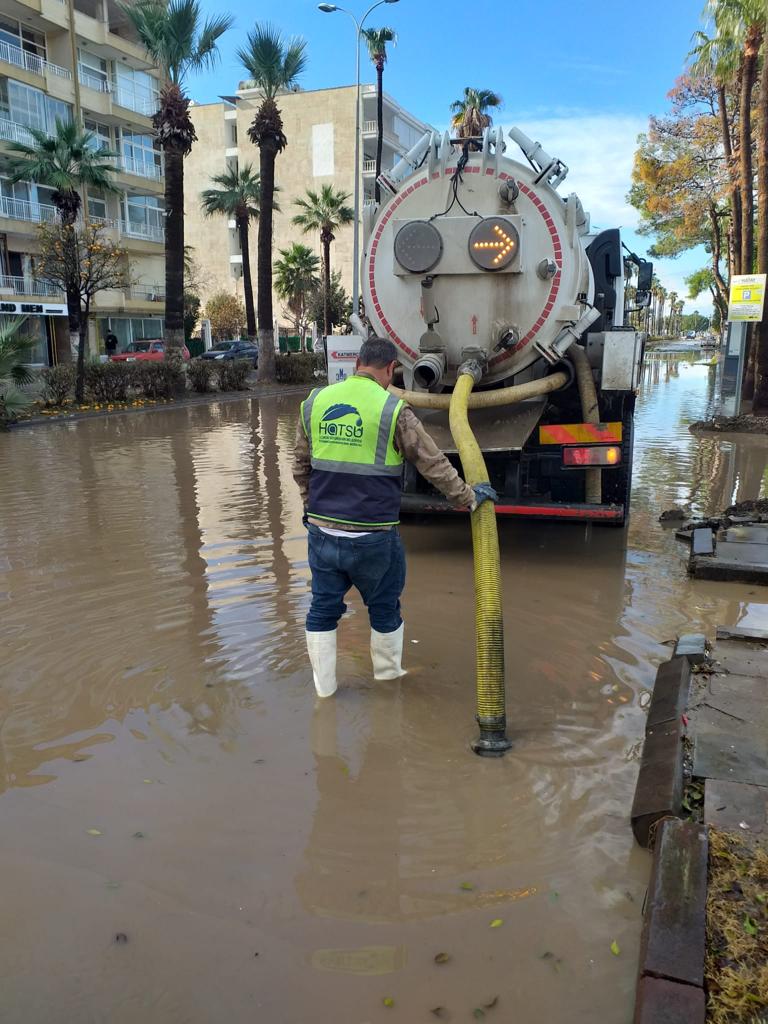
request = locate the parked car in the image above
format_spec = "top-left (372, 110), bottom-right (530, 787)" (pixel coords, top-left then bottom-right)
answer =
top-left (200, 340), bottom-right (259, 366)
top-left (110, 341), bottom-right (190, 363)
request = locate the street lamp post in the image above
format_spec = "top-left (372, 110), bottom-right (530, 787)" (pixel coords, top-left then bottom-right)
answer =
top-left (318, 0), bottom-right (400, 322)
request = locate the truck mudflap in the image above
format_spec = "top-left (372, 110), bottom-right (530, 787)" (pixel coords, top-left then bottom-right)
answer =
top-left (400, 493), bottom-right (625, 522)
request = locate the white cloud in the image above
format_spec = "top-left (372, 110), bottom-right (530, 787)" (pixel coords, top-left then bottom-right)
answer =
top-left (500, 112), bottom-right (648, 232)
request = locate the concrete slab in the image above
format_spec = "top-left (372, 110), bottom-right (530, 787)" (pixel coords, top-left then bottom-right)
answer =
top-left (709, 639), bottom-right (768, 679)
top-left (693, 730), bottom-right (768, 787)
top-left (674, 635), bottom-right (707, 665)
top-left (691, 529), bottom-right (714, 556)
top-left (691, 556), bottom-right (768, 584)
top-left (713, 540), bottom-right (768, 563)
top-left (704, 778), bottom-right (768, 835)
top-left (647, 657), bottom-right (691, 728)
top-left (631, 723), bottom-right (684, 848)
top-left (634, 976), bottom-right (705, 1024)
top-left (639, 819), bottom-right (708, 988)
top-left (709, 674), bottom-right (768, 702)
top-left (724, 525), bottom-right (768, 544)
top-left (717, 624), bottom-right (768, 642)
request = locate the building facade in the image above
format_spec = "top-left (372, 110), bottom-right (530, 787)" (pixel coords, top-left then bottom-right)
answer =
top-left (0, 0), bottom-right (165, 365)
top-left (184, 83), bottom-right (430, 328)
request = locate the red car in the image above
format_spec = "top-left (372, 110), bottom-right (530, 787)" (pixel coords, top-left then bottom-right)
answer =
top-left (110, 341), bottom-right (190, 362)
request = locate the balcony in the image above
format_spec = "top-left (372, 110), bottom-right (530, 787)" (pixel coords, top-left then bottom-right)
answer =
top-left (0, 274), bottom-right (63, 297)
top-left (119, 154), bottom-right (162, 181)
top-left (78, 65), bottom-right (110, 92)
top-left (0, 39), bottom-right (72, 80)
top-left (118, 219), bottom-right (163, 243)
top-left (112, 85), bottom-right (158, 117)
top-left (362, 160), bottom-right (377, 174)
top-left (0, 118), bottom-right (52, 146)
top-left (0, 194), bottom-right (58, 224)
top-left (129, 284), bottom-right (165, 301)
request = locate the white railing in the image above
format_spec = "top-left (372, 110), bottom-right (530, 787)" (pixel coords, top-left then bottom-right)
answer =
top-left (112, 85), bottom-right (158, 117)
top-left (130, 284), bottom-right (165, 301)
top-left (362, 160), bottom-right (376, 173)
top-left (0, 118), bottom-right (52, 146)
top-left (362, 120), bottom-right (377, 134)
top-left (0, 194), bottom-right (58, 224)
top-left (0, 39), bottom-right (72, 79)
top-left (119, 219), bottom-right (164, 242)
top-left (119, 154), bottom-right (162, 180)
top-left (78, 66), bottom-right (110, 92)
top-left (0, 275), bottom-right (63, 297)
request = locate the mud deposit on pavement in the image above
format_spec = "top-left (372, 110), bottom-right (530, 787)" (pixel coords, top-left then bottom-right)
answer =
top-left (1, 351), bottom-right (767, 1022)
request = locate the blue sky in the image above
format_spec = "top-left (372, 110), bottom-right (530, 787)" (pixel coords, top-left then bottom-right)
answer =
top-left (190, 0), bottom-right (713, 314)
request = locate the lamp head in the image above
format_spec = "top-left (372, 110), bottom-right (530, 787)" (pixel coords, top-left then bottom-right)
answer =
top-left (318, 3), bottom-right (337, 10)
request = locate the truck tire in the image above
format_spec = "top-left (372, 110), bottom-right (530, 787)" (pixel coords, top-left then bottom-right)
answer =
top-left (601, 410), bottom-right (634, 527)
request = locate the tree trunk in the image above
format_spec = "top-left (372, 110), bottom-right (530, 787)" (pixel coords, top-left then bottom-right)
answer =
top-left (374, 59), bottom-right (384, 204)
top-left (239, 216), bottom-right (257, 340)
top-left (719, 82), bottom-right (742, 278)
top-left (256, 139), bottom-right (277, 383)
top-left (74, 303), bottom-right (89, 404)
top-left (739, 35), bottom-right (760, 275)
top-left (164, 145), bottom-right (185, 359)
top-left (752, 23), bottom-right (768, 412)
top-left (322, 235), bottom-right (332, 337)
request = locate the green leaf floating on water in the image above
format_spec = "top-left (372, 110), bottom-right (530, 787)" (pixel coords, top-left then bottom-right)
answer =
top-left (86, 828), bottom-right (102, 836)
top-left (610, 940), bottom-right (621, 956)
top-left (434, 952), bottom-right (450, 964)
top-left (473, 1010), bottom-right (486, 1020)
top-left (382, 997), bottom-right (394, 1008)
top-left (490, 919), bottom-right (503, 928)
top-left (460, 882), bottom-right (475, 891)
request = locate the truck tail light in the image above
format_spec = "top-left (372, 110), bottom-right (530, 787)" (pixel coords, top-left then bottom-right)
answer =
top-left (562, 445), bottom-right (622, 468)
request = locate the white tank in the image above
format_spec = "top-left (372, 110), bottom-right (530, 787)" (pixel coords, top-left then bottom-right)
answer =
top-left (362, 128), bottom-right (595, 389)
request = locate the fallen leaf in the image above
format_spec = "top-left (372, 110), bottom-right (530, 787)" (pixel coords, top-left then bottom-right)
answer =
top-left (483, 996), bottom-right (499, 1009)
top-left (489, 919), bottom-right (503, 929)
top-left (434, 952), bottom-right (451, 964)
top-left (610, 940), bottom-right (620, 956)
top-left (549, 890), bottom-right (559, 903)
top-left (382, 997), bottom-right (394, 1008)
top-left (743, 915), bottom-right (758, 936)
top-left (143, 779), bottom-right (153, 784)
top-left (86, 828), bottom-right (103, 836)
top-left (430, 1009), bottom-right (445, 1019)
top-left (114, 932), bottom-right (128, 944)
top-left (460, 882), bottom-right (475, 891)
top-left (473, 1010), bottom-right (485, 1020)
top-left (132, 831), bottom-right (145, 839)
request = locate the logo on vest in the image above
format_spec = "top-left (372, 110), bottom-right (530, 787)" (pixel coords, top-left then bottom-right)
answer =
top-left (319, 403), bottom-right (364, 444)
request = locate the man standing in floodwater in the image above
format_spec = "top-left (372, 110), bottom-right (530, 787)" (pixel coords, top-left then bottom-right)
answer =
top-left (293, 336), bottom-right (497, 697)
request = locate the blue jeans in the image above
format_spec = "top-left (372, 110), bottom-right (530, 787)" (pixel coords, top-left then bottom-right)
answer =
top-left (305, 524), bottom-right (406, 634)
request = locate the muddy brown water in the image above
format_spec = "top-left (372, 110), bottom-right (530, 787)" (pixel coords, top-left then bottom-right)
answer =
top-left (1, 352), bottom-right (767, 1023)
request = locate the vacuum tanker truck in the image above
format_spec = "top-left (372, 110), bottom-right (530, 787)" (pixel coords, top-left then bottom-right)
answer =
top-left (358, 126), bottom-right (652, 527)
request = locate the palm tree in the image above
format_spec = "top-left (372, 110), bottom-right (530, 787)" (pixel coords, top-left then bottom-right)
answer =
top-left (656, 285), bottom-right (667, 336)
top-left (200, 165), bottom-right (271, 341)
top-left (122, 0), bottom-right (233, 363)
top-left (449, 88), bottom-right (502, 139)
top-left (238, 23), bottom-right (308, 384)
top-left (293, 185), bottom-right (354, 337)
top-left (361, 27), bottom-right (396, 203)
top-left (0, 317), bottom-right (34, 424)
top-left (667, 291), bottom-right (679, 335)
top-left (6, 118), bottom-right (119, 357)
top-left (274, 243), bottom-right (320, 348)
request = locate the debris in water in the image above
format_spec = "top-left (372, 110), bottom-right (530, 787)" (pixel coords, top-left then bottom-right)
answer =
top-left (610, 940), bottom-right (620, 956)
top-left (382, 997), bottom-right (394, 1008)
top-left (132, 831), bottom-right (145, 839)
top-left (459, 882), bottom-right (475, 891)
top-left (430, 1009), bottom-right (445, 1018)
top-left (540, 951), bottom-right (562, 972)
top-left (114, 933), bottom-right (128, 944)
top-left (483, 996), bottom-right (499, 1009)
top-left (433, 952), bottom-right (451, 964)
top-left (86, 828), bottom-right (103, 836)
top-left (489, 919), bottom-right (503, 929)
top-left (472, 1009), bottom-right (485, 1020)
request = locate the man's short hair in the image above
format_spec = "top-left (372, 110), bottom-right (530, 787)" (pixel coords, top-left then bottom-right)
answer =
top-left (359, 337), bottom-right (398, 368)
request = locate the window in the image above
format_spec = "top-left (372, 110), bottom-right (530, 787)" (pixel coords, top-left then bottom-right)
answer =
top-left (85, 118), bottom-right (112, 151)
top-left (113, 66), bottom-right (158, 114)
top-left (0, 78), bottom-right (72, 133)
top-left (0, 18), bottom-right (46, 61)
top-left (78, 48), bottom-right (109, 91)
top-left (102, 316), bottom-right (164, 349)
top-left (88, 187), bottom-right (107, 220)
top-left (124, 192), bottom-right (164, 235)
top-left (119, 127), bottom-right (161, 175)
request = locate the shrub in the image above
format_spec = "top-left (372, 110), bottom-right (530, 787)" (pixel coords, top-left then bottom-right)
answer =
top-left (132, 361), bottom-right (184, 399)
top-left (214, 359), bottom-right (251, 392)
top-left (275, 352), bottom-right (324, 385)
top-left (84, 361), bottom-right (132, 403)
top-left (41, 364), bottom-right (76, 406)
top-left (187, 358), bottom-right (215, 393)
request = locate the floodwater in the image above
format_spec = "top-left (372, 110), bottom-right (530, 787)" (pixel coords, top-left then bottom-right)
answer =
top-left (1, 351), bottom-right (767, 1023)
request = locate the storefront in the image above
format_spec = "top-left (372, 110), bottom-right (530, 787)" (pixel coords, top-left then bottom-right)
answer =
top-left (0, 298), bottom-right (68, 366)
top-left (97, 316), bottom-right (165, 352)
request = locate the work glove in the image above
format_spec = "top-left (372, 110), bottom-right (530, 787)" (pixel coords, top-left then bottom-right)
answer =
top-left (470, 482), bottom-right (499, 512)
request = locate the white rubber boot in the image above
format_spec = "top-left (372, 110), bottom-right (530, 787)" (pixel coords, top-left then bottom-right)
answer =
top-left (305, 629), bottom-right (338, 698)
top-left (371, 623), bottom-right (406, 680)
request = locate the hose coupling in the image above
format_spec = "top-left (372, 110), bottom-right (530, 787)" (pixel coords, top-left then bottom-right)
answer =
top-left (458, 348), bottom-right (488, 384)
top-left (412, 350), bottom-right (446, 391)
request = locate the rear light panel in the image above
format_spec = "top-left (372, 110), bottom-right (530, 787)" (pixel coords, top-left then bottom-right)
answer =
top-left (562, 445), bottom-right (622, 468)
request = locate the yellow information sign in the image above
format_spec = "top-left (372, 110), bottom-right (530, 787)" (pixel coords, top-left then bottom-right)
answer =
top-left (727, 274), bottom-right (767, 322)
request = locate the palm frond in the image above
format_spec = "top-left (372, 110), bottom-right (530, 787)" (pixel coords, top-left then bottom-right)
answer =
top-left (237, 23), bottom-right (308, 100)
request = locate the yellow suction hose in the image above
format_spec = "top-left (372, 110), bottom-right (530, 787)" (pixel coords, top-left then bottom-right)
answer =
top-left (390, 371), bottom-right (568, 410)
top-left (448, 364), bottom-right (512, 756)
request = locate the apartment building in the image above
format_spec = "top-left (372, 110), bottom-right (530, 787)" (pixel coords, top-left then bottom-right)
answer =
top-left (0, 0), bottom-right (165, 365)
top-left (184, 83), bottom-right (430, 322)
